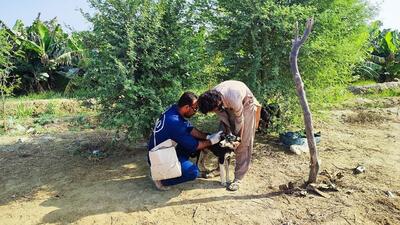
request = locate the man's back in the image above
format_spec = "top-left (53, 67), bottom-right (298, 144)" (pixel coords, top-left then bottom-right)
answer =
top-left (148, 105), bottom-right (198, 157)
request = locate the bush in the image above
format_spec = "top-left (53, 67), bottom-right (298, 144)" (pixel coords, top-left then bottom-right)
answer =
top-left (201, 0), bottom-right (371, 128)
top-left (83, 0), bottom-right (206, 141)
top-left (82, 0), bottom-right (373, 139)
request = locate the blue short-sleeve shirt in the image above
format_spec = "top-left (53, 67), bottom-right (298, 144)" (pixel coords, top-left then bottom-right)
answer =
top-left (148, 105), bottom-right (199, 157)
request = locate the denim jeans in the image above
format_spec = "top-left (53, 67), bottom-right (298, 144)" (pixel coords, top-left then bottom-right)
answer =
top-left (161, 155), bottom-right (199, 186)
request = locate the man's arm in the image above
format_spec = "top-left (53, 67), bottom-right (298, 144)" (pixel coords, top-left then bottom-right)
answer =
top-left (196, 130), bottom-right (223, 150)
top-left (196, 139), bottom-right (213, 150)
top-left (190, 127), bottom-right (208, 140)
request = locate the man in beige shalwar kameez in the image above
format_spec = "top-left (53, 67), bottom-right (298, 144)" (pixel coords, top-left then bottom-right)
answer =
top-left (198, 80), bottom-right (261, 191)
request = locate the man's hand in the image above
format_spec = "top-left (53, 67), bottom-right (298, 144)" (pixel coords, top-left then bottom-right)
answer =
top-left (207, 131), bottom-right (223, 145)
top-left (231, 141), bottom-right (241, 149)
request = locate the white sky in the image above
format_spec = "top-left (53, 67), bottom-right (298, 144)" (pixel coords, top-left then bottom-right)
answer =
top-left (0, 0), bottom-right (93, 32)
top-left (368, 0), bottom-right (400, 30)
top-left (0, 0), bottom-right (399, 31)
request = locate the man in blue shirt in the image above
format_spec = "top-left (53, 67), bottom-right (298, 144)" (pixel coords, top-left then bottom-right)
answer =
top-left (148, 92), bottom-right (222, 190)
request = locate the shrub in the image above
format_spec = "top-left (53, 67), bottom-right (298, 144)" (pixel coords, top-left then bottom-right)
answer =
top-left (83, 0), bottom-right (206, 141)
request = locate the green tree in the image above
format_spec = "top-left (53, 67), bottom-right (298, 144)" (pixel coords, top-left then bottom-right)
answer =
top-left (83, 0), bottom-right (373, 138)
top-left (83, 0), bottom-right (205, 141)
top-left (355, 21), bottom-right (400, 82)
top-left (2, 15), bottom-right (83, 93)
top-left (0, 28), bottom-right (20, 131)
top-left (196, 0), bottom-right (371, 127)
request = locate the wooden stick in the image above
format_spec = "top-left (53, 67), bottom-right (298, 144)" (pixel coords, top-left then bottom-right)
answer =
top-left (289, 18), bottom-right (320, 183)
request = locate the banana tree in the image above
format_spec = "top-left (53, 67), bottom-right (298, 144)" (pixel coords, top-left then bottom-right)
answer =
top-left (356, 22), bottom-right (400, 82)
top-left (1, 15), bottom-right (83, 92)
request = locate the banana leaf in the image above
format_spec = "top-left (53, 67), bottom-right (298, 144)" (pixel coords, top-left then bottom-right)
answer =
top-left (385, 31), bottom-right (398, 54)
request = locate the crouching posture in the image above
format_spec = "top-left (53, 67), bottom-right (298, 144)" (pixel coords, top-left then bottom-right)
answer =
top-left (196, 133), bottom-right (241, 187)
top-left (147, 92), bottom-right (223, 191)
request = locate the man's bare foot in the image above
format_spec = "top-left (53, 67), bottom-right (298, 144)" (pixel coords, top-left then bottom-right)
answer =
top-left (153, 180), bottom-right (170, 191)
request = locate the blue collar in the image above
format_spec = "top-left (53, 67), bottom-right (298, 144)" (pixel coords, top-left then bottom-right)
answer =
top-left (171, 104), bottom-right (185, 120)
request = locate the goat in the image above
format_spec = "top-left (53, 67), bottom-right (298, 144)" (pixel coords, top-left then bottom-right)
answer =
top-left (195, 133), bottom-right (241, 187)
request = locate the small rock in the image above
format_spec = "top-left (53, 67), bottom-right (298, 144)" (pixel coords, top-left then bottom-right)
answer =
top-left (336, 172), bottom-right (344, 179)
top-left (40, 135), bottom-right (56, 142)
top-left (353, 165), bottom-right (366, 174)
top-left (92, 149), bottom-right (100, 155)
top-left (15, 124), bottom-right (26, 132)
top-left (26, 127), bottom-right (36, 134)
top-left (17, 138), bottom-right (27, 143)
top-left (290, 144), bottom-right (308, 155)
top-left (279, 184), bottom-right (289, 191)
top-left (293, 190), bottom-right (308, 197)
top-left (282, 221), bottom-right (294, 225)
top-left (385, 191), bottom-right (395, 198)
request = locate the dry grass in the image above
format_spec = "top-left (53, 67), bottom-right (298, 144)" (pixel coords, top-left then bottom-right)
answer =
top-left (343, 110), bottom-right (387, 124)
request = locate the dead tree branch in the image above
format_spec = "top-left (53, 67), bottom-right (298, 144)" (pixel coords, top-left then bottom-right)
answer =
top-left (289, 18), bottom-right (320, 183)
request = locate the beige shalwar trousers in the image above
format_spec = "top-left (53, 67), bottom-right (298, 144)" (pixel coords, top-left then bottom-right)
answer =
top-left (218, 96), bottom-right (259, 180)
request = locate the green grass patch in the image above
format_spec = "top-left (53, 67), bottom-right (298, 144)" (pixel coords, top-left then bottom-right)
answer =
top-left (9, 91), bottom-right (65, 101)
top-left (362, 88), bottom-right (400, 98)
top-left (5, 98), bottom-right (97, 119)
top-left (351, 80), bottom-right (377, 86)
top-left (34, 114), bottom-right (55, 126)
top-left (15, 103), bottom-right (35, 118)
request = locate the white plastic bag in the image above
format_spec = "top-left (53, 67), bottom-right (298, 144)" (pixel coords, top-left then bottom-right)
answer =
top-left (149, 139), bottom-right (181, 180)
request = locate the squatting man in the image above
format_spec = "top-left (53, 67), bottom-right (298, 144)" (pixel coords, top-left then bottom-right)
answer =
top-left (147, 80), bottom-right (260, 191)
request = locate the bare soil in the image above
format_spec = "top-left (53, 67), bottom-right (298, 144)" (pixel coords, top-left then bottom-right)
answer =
top-left (1, 97), bottom-right (399, 225)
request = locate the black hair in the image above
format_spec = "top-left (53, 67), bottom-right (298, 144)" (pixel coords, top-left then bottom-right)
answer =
top-left (177, 91), bottom-right (197, 107)
top-left (198, 90), bottom-right (222, 114)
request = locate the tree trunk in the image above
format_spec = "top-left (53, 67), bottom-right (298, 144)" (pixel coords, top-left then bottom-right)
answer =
top-left (1, 90), bottom-right (5, 131)
top-left (289, 18), bottom-right (320, 183)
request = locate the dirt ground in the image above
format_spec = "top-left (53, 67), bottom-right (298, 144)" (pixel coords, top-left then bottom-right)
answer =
top-left (0, 97), bottom-right (399, 225)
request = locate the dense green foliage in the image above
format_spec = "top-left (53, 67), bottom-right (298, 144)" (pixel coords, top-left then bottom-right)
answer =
top-left (0, 29), bottom-right (14, 78)
top-left (83, 0), bottom-right (206, 140)
top-left (0, 28), bottom-right (20, 130)
top-left (80, 0), bottom-right (372, 140)
top-left (198, 0), bottom-right (370, 125)
top-left (355, 21), bottom-right (400, 82)
top-left (0, 15), bottom-right (83, 93)
top-left (0, 0), bottom-right (375, 139)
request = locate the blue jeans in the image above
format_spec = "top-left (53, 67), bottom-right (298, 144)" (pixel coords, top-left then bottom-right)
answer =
top-left (161, 155), bottom-right (199, 186)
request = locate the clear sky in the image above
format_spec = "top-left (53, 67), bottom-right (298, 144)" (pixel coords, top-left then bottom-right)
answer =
top-left (0, 0), bottom-right (399, 31)
top-left (369, 0), bottom-right (400, 30)
top-left (0, 0), bottom-right (93, 31)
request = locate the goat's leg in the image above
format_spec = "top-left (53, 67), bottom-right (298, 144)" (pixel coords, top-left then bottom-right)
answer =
top-left (198, 151), bottom-right (207, 171)
top-left (219, 163), bottom-right (227, 187)
top-left (225, 156), bottom-right (231, 185)
top-left (198, 151), bottom-right (208, 178)
top-left (206, 165), bottom-right (220, 178)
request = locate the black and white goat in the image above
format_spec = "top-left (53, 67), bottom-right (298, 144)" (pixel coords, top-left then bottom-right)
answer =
top-left (194, 103), bottom-right (279, 186)
top-left (195, 133), bottom-right (241, 187)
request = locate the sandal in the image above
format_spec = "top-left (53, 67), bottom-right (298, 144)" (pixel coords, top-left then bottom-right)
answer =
top-left (227, 180), bottom-right (241, 191)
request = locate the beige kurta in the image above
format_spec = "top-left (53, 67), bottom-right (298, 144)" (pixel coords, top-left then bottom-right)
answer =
top-left (213, 80), bottom-right (260, 180)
